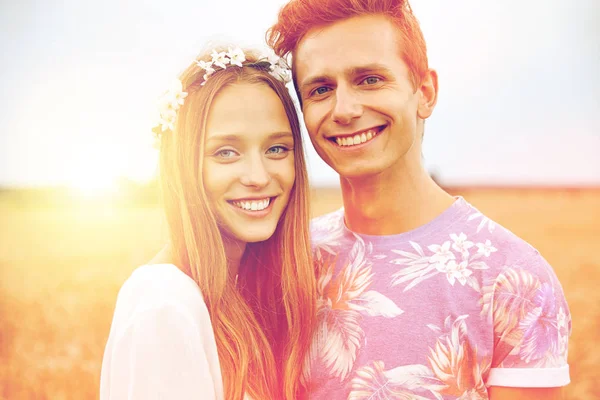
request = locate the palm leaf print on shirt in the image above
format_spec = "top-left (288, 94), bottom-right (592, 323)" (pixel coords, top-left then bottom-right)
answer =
top-left (349, 316), bottom-right (490, 400)
top-left (306, 235), bottom-right (404, 382)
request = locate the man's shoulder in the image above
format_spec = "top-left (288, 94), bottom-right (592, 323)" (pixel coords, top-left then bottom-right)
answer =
top-left (310, 208), bottom-right (345, 236)
top-left (448, 200), bottom-right (553, 274)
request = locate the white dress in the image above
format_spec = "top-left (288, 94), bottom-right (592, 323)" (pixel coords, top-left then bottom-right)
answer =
top-left (100, 264), bottom-right (224, 400)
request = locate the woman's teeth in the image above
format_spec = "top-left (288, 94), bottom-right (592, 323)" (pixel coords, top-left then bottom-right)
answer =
top-left (335, 129), bottom-right (379, 147)
top-left (232, 198), bottom-right (270, 211)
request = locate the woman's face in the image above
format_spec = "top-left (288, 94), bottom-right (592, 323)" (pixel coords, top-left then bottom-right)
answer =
top-left (203, 82), bottom-right (296, 244)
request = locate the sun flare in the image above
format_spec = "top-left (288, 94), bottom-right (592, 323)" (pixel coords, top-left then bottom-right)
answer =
top-left (68, 170), bottom-right (119, 198)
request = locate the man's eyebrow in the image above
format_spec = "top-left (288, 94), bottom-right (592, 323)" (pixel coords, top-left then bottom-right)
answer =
top-left (299, 75), bottom-right (331, 91)
top-left (349, 63), bottom-right (393, 75)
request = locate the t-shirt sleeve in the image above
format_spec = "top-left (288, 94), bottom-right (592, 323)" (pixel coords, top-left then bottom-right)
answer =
top-left (101, 302), bottom-right (220, 400)
top-left (483, 250), bottom-right (571, 388)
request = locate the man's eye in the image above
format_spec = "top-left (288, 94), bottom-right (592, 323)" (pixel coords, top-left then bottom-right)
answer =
top-left (361, 76), bottom-right (381, 85)
top-left (313, 86), bottom-right (331, 96)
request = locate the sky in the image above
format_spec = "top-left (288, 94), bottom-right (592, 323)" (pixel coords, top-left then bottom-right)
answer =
top-left (0, 0), bottom-right (599, 189)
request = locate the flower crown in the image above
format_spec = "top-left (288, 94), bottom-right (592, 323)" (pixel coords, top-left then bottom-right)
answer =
top-left (152, 48), bottom-right (292, 147)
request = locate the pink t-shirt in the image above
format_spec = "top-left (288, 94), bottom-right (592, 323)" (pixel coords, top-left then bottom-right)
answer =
top-left (305, 197), bottom-right (571, 399)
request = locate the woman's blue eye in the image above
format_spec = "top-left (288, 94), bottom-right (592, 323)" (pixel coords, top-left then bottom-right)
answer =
top-left (267, 146), bottom-right (289, 155)
top-left (216, 149), bottom-right (237, 158)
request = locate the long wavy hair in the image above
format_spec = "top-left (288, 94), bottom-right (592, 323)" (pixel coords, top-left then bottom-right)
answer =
top-left (158, 48), bottom-right (316, 400)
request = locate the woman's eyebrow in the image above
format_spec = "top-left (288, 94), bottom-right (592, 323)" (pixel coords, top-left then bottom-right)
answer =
top-left (205, 134), bottom-right (241, 143)
top-left (206, 132), bottom-right (292, 143)
top-left (268, 131), bottom-right (293, 140)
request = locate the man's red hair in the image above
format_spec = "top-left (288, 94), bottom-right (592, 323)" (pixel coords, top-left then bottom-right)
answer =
top-left (267, 0), bottom-right (429, 89)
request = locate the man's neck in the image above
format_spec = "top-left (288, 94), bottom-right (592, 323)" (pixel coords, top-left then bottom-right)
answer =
top-left (340, 159), bottom-right (454, 236)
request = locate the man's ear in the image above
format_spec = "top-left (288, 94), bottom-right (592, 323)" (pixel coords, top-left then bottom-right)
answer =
top-left (417, 69), bottom-right (438, 119)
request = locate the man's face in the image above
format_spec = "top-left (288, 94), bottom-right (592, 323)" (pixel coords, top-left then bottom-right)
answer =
top-left (295, 14), bottom-right (433, 179)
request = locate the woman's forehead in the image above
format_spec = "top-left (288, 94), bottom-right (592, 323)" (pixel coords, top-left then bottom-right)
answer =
top-left (206, 83), bottom-right (292, 140)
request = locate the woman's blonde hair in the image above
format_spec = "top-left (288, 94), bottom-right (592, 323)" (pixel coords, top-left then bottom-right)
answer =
top-left (158, 48), bottom-right (316, 400)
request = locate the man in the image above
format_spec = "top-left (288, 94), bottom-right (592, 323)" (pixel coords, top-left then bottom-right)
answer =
top-left (268, 1), bottom-right (571, 399)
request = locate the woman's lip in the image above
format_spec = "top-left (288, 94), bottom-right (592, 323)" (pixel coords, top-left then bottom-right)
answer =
top-left (228, 195), bottom-right (275, 202)
top-left (227, 196), bottom-right (276, 218)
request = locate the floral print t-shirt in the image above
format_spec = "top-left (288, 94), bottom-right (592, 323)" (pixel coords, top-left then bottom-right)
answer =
top-left (305, 197), bottom-right (571, 399)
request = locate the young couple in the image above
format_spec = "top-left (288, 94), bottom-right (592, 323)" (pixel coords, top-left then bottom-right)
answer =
top-left (101, 1), bottom-right (571, 399)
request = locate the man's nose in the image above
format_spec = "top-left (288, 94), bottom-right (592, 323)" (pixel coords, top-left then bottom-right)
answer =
top-left (331, 85), bottom-right (363, 125)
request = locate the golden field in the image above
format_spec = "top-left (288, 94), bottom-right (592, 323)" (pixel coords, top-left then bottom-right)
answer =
top-left (0, 187), bottom-right (598, 400)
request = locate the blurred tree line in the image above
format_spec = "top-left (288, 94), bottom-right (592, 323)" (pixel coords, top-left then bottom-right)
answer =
top-left (0, 178), bottom-right (161, 208)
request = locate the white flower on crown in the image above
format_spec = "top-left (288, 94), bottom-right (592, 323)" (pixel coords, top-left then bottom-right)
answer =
top-left (211, 50), bottom-right (230, 69)
top-left (270, 64), bottom-right (292, 84)
top-left (159, 108), bottom-right (177, 132)
top-left (157, 79), bottom-right (187, 132)
top-left (201, 70), bottom-right (214, 85)
top-left (197, 47), bottom-right (291, 86)
top-left (262, 49), bottom-right (292, 84)
top-left (154, 48), bottom-right (292, 147)
top-left (227, 47), bottom-right (246, 67)
top-left (164, 79), bottom-right (188, 109)
top-left (264, 51), bottom-right (281, 67)
top-left (196, 59), bottom-right (215, 74)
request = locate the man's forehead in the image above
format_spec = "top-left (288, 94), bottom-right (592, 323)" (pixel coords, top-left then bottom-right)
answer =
top-left (292, 15), bottom-right (400, 78)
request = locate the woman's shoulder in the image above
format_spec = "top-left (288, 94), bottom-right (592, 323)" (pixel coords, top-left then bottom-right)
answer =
top-left (126, 263), bottom-right (198, 296)
top-left (113, 264), bottom-right (208, 325)
top-left (102, 265), bottom-right (224, 400)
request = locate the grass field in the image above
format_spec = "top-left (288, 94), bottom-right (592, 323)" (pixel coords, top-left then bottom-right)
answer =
top-left (0, 187), bottom-right (598, 399)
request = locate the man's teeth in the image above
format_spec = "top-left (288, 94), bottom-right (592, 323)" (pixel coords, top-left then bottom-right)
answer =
top-left (335, 129), bottom-right (378, 147)
top-left (232, 198), bottom-right (270, 211)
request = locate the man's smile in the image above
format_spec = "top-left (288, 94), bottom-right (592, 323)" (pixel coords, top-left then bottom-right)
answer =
top-left (327, 125), bottom-right (386, 148)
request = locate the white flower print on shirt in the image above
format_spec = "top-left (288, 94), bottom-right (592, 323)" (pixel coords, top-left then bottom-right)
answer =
top-left (428, 241), bottom-right (456, 264)
top-left (436, 259), bottom-right (473, 286)
top-left (450, 233), bottom-right (475, 257)
top-left (389, 234), bottom-right (495, 292)
top-left (476, 240), bottom-right (497, 257)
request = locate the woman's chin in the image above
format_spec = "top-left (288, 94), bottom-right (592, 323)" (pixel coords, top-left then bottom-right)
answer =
top-left (225, 225), bottom-right (278, 244)
top-left (240, 230), bottom-right (277, 244)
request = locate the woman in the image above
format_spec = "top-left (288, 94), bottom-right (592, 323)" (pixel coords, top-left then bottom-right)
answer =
top-left (100, 47), bottom-right (316, 400)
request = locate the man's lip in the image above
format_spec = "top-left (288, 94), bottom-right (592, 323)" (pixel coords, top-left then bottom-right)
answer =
top-left (326, 125), bottom-right (386, 140)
